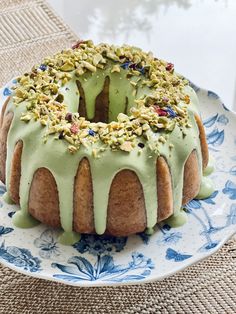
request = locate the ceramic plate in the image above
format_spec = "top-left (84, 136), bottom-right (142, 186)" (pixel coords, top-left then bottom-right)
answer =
top-left (0, 79), bottom-right (235, 287)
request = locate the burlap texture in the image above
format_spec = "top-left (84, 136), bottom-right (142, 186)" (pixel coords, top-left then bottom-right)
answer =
top-left (0, 0), bottom-right (77, 85)
top-left (0, 1), bottom-right (235, 313)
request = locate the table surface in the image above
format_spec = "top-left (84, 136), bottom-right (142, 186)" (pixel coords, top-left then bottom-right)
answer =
top-left (48, 0), bottom-right (236, 111)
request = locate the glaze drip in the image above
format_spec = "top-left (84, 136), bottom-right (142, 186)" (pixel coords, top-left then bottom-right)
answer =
top-left (5, 86), bottom-right (202, 241)
top-left (2, 42), bottom-right (212, 245)
top-left (76, 80), bottom-right (87, 119)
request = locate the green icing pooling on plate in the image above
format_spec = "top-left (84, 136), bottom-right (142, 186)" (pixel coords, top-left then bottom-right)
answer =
top-left (2, 41), bottom-right (212, 245)
top-left (165, 208), bottom-right (188, 228)
top-left (196, 177), bottom-right (214, 200)
top-left (12, 210), bottom-right (40, 228)
top-left (196, 155), bottom-right (214, 200)
top-left (58, 231), bottom-right (81, 246)
top-left (2, 191), bottom-right (14, 204)
top-left (203, 155), bottom-right (214, 176)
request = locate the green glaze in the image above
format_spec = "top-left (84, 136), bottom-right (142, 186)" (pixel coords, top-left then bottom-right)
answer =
top-left (203, 155), bottom-right (214, 176)
top-left (63, 66), bottom-right (151, 123)
top-left (12, 210), bottom-right (40, 228)
top-left (5, 66), bottom-right (205, 244)
top-left (196, 155), bottom-right (215, 199)
top-left (165, 208), bottom-right (188, 227)
top-left (145, 227), bottom-right (154, 235)
top-left (2, 191), bottom-right (14, 204)
top-left (196, 176), bottom-right (214, 200)
top-left (58, 231), bottom-right (81, 245)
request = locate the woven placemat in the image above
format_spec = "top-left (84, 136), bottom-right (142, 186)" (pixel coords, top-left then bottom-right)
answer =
top-left (0, 1), bottom-right (235, 313)
top-left (0, 0), bottom-right (77, 86)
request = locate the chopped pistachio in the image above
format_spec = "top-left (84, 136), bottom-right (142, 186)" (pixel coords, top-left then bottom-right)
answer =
top-left (92, 53), bottom-right (104, 66)
top-left (106, 52), bottom-right (120, 61)
top-left (158, 136), bottom-right (166, 143)
top-left (13, 40), bottom-right (191, 155)
top-left (64, 135), bottom-right (75, 145)
top-left (142, 123), bottom-right (150, 131)
top-left (68, 145), bottom-right (77, 153)
top-left (60, 62), bottom-right (75, 72)
top-left (81, 61), bottom-right (97, 72)
top-left (130, 81), bottom-right (137, 87)
top-left (75, 68), bottom-right (85, 76)
top-left (120, 141), bottom-right (133, 152)
top-left (20, 113), bottom-right (32, 122)
top-left (111, 64), bottom-right (121, 73)
top-left (40, 119), bottom-right (47, 126)
top-left (117, 113), bottom-right (129, 122)
top-left (134, 127), bottom-right (143, 136)
top-left (173, 105), bottom-right (185, 116)
top-left (92, 149), bottom-right (98, 158)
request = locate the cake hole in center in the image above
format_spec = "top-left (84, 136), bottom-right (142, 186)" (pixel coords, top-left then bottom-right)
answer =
top-left (76, 76), bottom-right (131, 124)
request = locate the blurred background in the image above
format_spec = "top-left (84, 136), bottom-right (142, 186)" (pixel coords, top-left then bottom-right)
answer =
top-left (48, 0), bottom-right (236, 110)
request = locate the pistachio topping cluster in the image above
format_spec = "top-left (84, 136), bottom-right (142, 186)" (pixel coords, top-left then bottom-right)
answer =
top-left (12, 40), bottom-right (192, 155)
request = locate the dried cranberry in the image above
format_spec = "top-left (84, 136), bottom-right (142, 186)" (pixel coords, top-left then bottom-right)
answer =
top-left (165, 63), bottom-right (174, 72)
top-left (153, 105), bottom-right (168, 116)
top-left (72, 40), bottom-right (84, 49)
top-left (65, 112), bottom-right (73, 122)
top-left (70, 124), bottom-right (79, 134)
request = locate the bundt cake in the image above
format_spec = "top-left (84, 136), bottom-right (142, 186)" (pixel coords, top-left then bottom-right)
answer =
top-left (0, 40), bottom-right (214, 244)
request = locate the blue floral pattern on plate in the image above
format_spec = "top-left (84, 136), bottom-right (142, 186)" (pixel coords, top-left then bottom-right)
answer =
top-left (0, 226), bottom-right (13, 237)
top-left (52, 252), bottom-right (154, 283)
top-left (0, 241), bottom-right (41, 272)
top-left (0, 79), bottom-right (235, 286)
top-left (34, 229), bottom-right (60, 259)
top-left (165, 248), bottom-right (192, 262)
